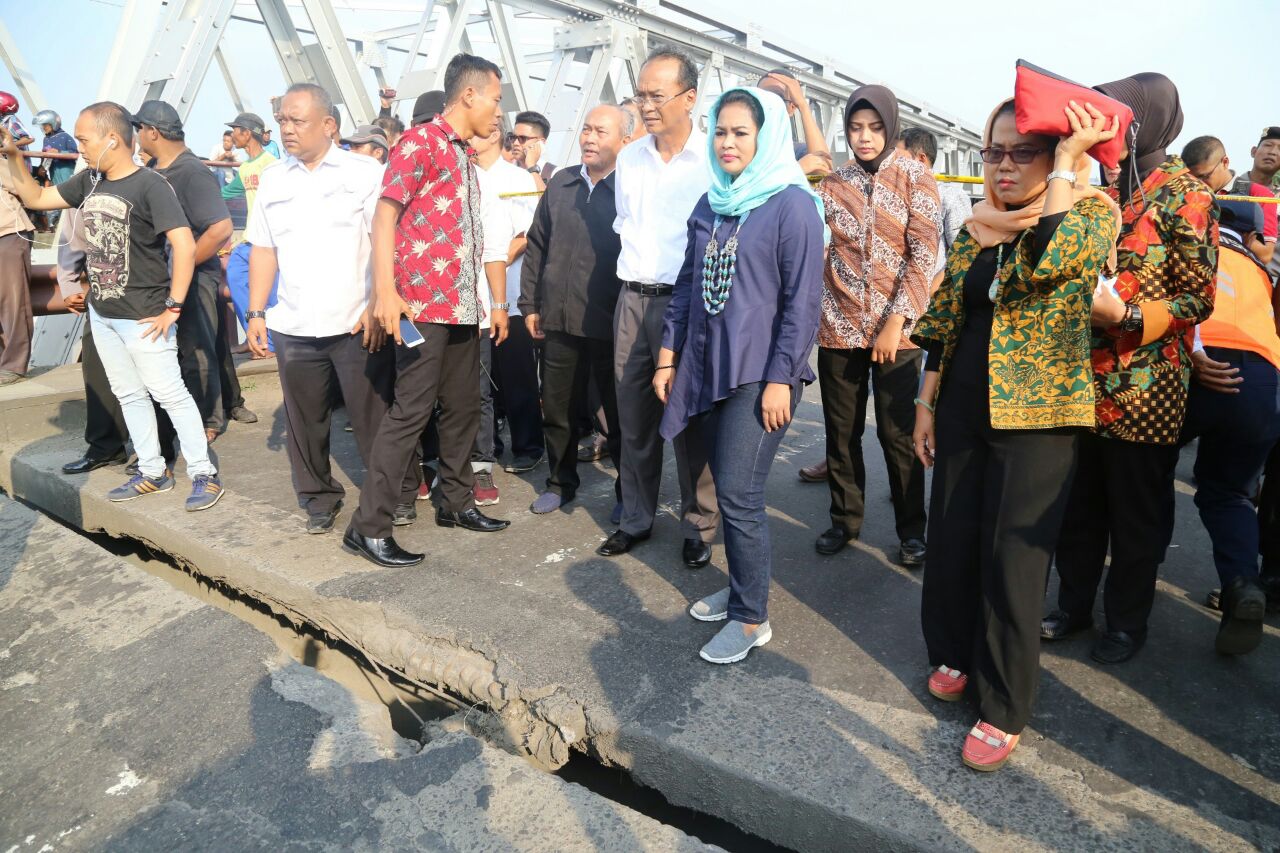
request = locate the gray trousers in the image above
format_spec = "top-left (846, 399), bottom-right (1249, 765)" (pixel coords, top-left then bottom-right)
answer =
top-left (0, 232), bottom-right (32, 375)
top-left (613, 286), bottom-right (718, 541)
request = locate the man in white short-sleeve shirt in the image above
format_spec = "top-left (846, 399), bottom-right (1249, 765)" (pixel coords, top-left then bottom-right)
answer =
top-left (244, 83), bottom-right (417, 535)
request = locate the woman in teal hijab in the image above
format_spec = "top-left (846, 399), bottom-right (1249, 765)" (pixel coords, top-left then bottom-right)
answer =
top-left (653, 87), bottom-right (826, 664)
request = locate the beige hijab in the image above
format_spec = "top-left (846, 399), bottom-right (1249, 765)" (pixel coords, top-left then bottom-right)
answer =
top-left (966, 99), bottom-right (1119, 270)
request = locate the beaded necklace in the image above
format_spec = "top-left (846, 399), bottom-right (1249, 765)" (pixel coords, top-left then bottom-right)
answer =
top-left (702, 212), bottom-right (749, 315)
top-left (988, 241), bottom-right (1017, 303)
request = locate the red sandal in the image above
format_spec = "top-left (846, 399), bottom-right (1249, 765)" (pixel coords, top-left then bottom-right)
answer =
top-left (962, 720), bottom-right (1020, 772)
top-left (927, 665), bottom-right (967, 701)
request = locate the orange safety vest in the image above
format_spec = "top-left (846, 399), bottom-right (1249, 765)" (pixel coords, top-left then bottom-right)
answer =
top-left (1200, 245), bottom-right (1280, 369)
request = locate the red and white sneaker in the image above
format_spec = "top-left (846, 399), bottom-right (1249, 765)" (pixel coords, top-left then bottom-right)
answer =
top-left (473, 470), bottom-right (499, 506)
top-left (962, 720), bottom-right (1020, 772)
top-left (417, 471), bottom-right (438, 501)
top-left (927, 665), bottom-right (967, 702)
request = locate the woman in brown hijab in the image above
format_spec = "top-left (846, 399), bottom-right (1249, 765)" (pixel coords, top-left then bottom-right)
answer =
top-left (813, 85), bottom-right (942, 566)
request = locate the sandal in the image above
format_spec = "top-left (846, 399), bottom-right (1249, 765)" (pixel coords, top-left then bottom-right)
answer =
top-left (962, 720), bottom-right (1019, 772)
top-left (927, 665), bottom-right (967, 701)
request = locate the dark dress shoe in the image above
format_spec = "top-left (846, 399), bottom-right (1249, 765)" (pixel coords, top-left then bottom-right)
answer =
top-left (1040, 609), bottom-right (1093, 641)
top-left (229, 405), bottom-right (258, 424)
top-left (1216, 576), bottom-right (1266, 656)
top-left (436, 506), bottom-right (510, 532)
top-left (307, 501), bottom-right (343, 534)
top-left (392, 503), bottom-right (417, 526)
top-left (62, 452), bottom-right (126, 475)
top-left (682, 538), bottom-right (712, 569)
top-left (596, 528), bottom-right (651, 556)
top-left (815, 526), bottom-right (853, 556)
top-left (1090, 630), bottom-right (1146, 665)
top-left (798, 459), bottom-right (828, 483)
top-left (341, 528), bottom-right (424, 568)
top-left (898, 538), bottom-right (927, 569)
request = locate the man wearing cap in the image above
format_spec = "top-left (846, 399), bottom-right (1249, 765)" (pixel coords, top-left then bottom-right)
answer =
top-left (132, 100), bottom-right (231, 447)
top-left (219, 111), bottom-right (276, 431)
top-left (261, 128), bottom-right (281, 159)
top-left (342, 125), bottom-right (390, 165)
top-left (221, 112), bottom-right (275, 218)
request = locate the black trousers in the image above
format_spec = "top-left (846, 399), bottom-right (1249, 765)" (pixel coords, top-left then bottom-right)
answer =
top-left (1054, 433), bottom-right (1180, 635)
top-left (79, 320), bottom-right (128, 461)
top-left (921, 378), bottom-right (1080, 734)
top-left (541, 330), bottom-right (620, 500)
top-left (216, 291), bottom-right (245, 413)
top-left (1258, 443), bottom-right (1280, 578)
top-left (157, 278), bottom-right (224, 458)
top-left (352, 323), bottom-right (480, 538)
top-left (818, 346), bottom-right (926, 540)
top-left (274, 331), bottom-right (413, 516)
top-left (492, 318), bottom-right (543, 459)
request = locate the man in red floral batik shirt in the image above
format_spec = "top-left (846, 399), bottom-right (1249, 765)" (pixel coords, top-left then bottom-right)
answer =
top-left (345, 53), bottom-right (512, 569)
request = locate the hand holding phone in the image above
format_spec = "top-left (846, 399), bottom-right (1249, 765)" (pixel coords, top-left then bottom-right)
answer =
top-left (399, 317), bottom-right (425, 347)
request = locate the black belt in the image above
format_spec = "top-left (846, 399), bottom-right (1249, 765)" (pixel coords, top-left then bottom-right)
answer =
top-left (624, 281), bottom-right (673, 297)
top-left (1203, 345), bottom-right (1274, 365)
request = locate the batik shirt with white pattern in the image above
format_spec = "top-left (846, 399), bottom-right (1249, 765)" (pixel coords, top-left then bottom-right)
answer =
top-left (381, 116), bottom-right (483, 324)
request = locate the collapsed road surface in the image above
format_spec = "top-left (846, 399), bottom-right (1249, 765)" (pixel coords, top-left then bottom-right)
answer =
top-left (0, 495), bottom-right (718, 852)
top-left (2, 365), bottom-right (1279, 851)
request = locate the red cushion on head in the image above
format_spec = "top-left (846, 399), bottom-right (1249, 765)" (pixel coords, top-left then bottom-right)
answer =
top-left (1013, 60), bottom-right (1134, 170)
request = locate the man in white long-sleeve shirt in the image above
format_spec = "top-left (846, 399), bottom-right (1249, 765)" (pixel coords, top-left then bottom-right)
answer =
top-left (596, 49), bottom-right (719, 567)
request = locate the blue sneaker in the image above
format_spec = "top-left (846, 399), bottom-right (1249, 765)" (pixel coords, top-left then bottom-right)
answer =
top-left (186, 474), bottom-right (224, 512)
top-left (108, 472), bottom-right (173, 502)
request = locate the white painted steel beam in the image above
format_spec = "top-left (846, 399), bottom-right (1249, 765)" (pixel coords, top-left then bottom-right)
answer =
top-left (0, 19), bottom-right (49, 113)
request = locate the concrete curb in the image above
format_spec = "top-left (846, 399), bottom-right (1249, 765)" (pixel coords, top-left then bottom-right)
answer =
top-left (0, 448), bottom-right (927, 852)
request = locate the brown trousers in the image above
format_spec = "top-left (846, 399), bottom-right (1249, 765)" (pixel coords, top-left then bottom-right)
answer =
top-left (0, 232), bottom-right (32, 375)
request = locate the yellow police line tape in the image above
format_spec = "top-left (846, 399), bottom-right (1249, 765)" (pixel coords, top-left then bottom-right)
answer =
top-left (500, 173), bottom-right (1280, 203)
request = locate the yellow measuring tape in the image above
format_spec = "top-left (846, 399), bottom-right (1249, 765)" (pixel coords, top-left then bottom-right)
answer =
top-left (501, 173), bottom-right (1279, 202)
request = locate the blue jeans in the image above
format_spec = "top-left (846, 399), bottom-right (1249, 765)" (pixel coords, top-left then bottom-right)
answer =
top-left (226, 242), bottom-right (278, 352)
top-left (696, 381), bottom-right (801, 624)
top-left (88, 306), bottom-right (215, 480)
top-left (1182, 347), bottom-right (1280, 586)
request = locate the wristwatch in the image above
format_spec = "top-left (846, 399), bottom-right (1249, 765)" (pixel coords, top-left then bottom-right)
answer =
top-left (526, 166), bottom-right (540, 174)
top-left (491, 302), bottom-right (510, 311)
top-left (1046, 170), bottom-right (1077, 185)
top-left (164, 296), bottom-right (183, 313)
top-left (1121, 303), bottom-right (1143, 332)
top-left (246, 309), bottom-right (267, 320)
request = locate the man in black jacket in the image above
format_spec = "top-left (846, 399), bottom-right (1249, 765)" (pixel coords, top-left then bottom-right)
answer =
top-left (520, 104), bottom-right (633, 514)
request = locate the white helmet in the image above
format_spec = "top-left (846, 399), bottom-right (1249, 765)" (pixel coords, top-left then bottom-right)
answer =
top-left (33, 109), bottom-right (60, 131)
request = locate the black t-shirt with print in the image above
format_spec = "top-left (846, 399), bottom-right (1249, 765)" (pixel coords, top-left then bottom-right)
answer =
top-left (153, 150), bottom-right (231, 291)
top-left (57, 168), bottom-right (189, 320)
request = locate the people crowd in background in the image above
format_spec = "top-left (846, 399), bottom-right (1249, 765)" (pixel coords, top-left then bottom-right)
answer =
top-left (2, 46), bottom-right (1278, 776)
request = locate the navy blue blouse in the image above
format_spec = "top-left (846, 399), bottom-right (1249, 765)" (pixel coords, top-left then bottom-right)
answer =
top-left (659, 185), bottom-right (825, 439)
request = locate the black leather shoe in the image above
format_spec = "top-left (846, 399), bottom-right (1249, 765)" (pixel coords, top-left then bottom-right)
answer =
top-left (61, 452), bottom-right (126, 475)
top-left (436, 506), bottom-right (510, 532)
top-left (1040, 609), bottom-right (1093, 641)
top-left (392, 503), bottom-right (417, 526)
top-left (341, 528), bottom-right (424, 568)
top-left (898, 538), bottom-right (927, 569)
top-left (229, 405), bottom-right (258, 424)
top-left (1090, 630), bottom-right (1146, 665)
top-left (815, 526), bottom-right (853, 556)
top-left (307, 501), bottom-right (343, 535)
top-left (1216, 576), bottom-right (1266, 656)
top-left (596, 528), bottom-right (651, 556)
top-left (682, 538), bottom-right (712, 569)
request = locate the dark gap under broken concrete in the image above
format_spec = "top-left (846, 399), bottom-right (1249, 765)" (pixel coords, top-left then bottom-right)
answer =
top-left (18, 494), bottom-right (795, 853)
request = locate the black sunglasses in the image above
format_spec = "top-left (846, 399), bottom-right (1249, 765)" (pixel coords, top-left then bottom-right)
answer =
top-left (978, 146), bottom-right (1050, 165)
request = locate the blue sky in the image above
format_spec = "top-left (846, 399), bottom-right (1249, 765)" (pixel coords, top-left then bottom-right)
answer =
top-left (4, 0), bottom-right (1277, 175)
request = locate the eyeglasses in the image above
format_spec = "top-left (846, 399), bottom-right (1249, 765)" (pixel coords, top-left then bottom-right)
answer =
top-left (631, 87), bottom-right (695, 109)
top-left (978, 146), bottom-right (1049, 165)
top-left (511, 134), bottom-right (544, 145)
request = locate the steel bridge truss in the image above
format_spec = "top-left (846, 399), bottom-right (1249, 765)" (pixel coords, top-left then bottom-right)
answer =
top-left (19, 0), bottom-right (983, 174)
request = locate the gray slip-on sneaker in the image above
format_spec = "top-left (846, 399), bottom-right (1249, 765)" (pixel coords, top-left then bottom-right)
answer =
top-left (699, 620), bottom-right (772, 664)
top-left (689, 587), bottom-right (730, 622)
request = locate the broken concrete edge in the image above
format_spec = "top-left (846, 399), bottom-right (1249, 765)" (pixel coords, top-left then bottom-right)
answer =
top-left (0, 450), bottom-right (924, 853)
